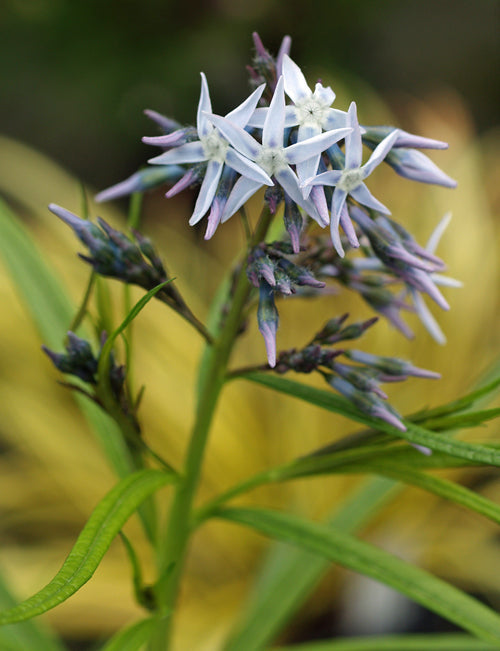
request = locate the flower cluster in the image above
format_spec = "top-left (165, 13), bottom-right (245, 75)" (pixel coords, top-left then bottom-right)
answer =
top-left (92, 33), bottom-right (457, 430)
top-left (97, 34), bottom-right (455, 253)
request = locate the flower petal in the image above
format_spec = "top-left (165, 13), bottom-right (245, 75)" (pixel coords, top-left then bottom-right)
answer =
top-left (282, 54), bottom-right (311, 104)
top-left (313, 82), bottom-right (335, 106)
top-left (148, 141), bottom-right (206, 165)
top-left (361, 129), bottom-right (399, 177)
top-left (323, 108), bottom-right (348, 130)
top-left (226, 83), bottom-right (266, 128)
top-left (410, 289), bottom-right (447, 344)
top-left (350, 183), bottom-right (391, 214)
top-left (303, 169), bottom-right (342, 189)
top-left (205, 113), bottom-right (261, 160)
top-left (275, 166), bottom-right (322, 225)
top-left (331, 187), bottom-right (348, 226)
top-left (189, 160), bottom-right (223, 225)
top-left (262, 76), bottom-right (286, 148)
top-left (345, 102), bottom-right (363, 169)
top-left (197, 73), bottom-right (213, 138)
top-left (225, 147), bottom-right (273, 185)
top-left (285, 127), bottom-right (352, 165)
top-left (221, 176), bottom-right (263, 223)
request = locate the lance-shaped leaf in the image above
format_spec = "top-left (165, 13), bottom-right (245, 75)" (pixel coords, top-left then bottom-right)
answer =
top-left (216, 507), bottom-right (500, 644)
top-left (0, 470), bottom-right (175, 625)
top-left (239, 373), bottom-right (500, 467)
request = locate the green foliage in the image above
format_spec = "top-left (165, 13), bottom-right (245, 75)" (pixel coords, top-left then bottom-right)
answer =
top-left (0, 470), bottom-right (175, 625)
top-left (216, 507), bottom-right (500, 644)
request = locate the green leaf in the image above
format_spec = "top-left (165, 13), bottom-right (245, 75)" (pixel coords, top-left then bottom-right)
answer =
top-left (217, 507), bottom-right (500, 644)
top-left (240, 374), bottom-right (500, 467)
top-left (223, 478), bottom-right (398, 651)
top-left (98, 279), bottom-right (172, 382)
top-left (0, 569), bottom-right (66, 651)
top-left (0, 470), bottom-right (175, 625)
top-left (411, 375), bottom-right (500, 423)
top-left (100, 617), bottom-right (155, 651)
top-left (292, 457), bottom-right (500, 526)
top-left (274, 633), bottom-right (499, 650)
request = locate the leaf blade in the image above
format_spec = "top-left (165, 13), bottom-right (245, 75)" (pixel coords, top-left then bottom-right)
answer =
top-left (217, 507), bottom-right (500, 644)
top-left (0, 470), bottom-right (175, 625)
top-left (241, 374), bottom-right (500, 466)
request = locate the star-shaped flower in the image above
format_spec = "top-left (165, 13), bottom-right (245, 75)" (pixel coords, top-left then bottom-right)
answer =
top-left (303, 101), bottom-right (399, 256)
top-left (248, 55), bottom-right (347, 193)
top-left (144, 73), bottom-right (273, 229)
top-left (205, 76), bottom-right (352, 226)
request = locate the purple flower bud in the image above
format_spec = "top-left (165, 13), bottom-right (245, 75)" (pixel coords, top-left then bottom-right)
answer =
top-left (257, 280), bottom-right (279, 367)
top-left (95, 166), bottom-right (185, 203)
top-left (283, 196), bottom-right (303, 253)
top-left (385, 148), bottom-right (457, 188)
top-left (344, 349), bottom-right (441, 380)
top-left (144, 109), bottom-right (182, 134)
top-left (362, 126), bottom-right (449, 150)
top-left (165, 168), bottom-right (200, 198)
top-left (327, 375), bottom-right (406, 431)
top-left (142, 129), bottom-right (190, 148)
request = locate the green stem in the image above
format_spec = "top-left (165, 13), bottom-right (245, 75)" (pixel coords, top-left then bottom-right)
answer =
top-left (148, 206), bottom-right (273, 650)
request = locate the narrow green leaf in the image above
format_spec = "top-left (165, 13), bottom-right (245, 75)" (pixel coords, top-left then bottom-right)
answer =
top-left (98, 279), bottom-right (172, 381)
top-left (411, 375), bottom-right (500, 423)
top-left (274, 633), bottom-right (499, 650)
top-left (420, 407), bottom-right (500, 432)
top-left (0, 470), bottom-right (175, 625)
top-left (100, 617), bottom-right (155, 651)
top-left (223, 479), bottom-right (398, 651)
top-left (0, 569), bottom-right (66, 651)
top-left (217, 507), bottom-right (500, 644)
top-left (241, 374), bottom-right (500, 467)
top-left (289, 458), bottom-right (500, 526)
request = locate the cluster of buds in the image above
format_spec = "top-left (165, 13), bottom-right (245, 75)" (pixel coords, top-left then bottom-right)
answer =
top-left (42, 332), bottom-right (137, 433)
top-left (246, 242), bottom-right (326, 366)
top-left (48, 204), bottom-right (203, 329)
top-left (49, 204), bottom-right (168, 291)
top-left (297, 208), bottom-right (460, 344)
top-left (275, 315), bottom-right (440, 431)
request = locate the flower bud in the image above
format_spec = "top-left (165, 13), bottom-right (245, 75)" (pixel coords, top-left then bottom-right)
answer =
top-left (257, 280), bottom-right (279, 367)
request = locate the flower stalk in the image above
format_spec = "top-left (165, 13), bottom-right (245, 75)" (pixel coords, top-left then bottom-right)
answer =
top-left (149, 205), bottom-right (274, 649)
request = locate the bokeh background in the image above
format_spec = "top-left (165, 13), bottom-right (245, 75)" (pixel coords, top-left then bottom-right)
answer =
top-left (0, 1), bottom-right (499, 649)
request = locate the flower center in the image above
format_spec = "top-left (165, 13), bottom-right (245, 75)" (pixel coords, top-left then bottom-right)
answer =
top-left (256, 147), bottom-right (288, 176)
top-left (294, 96), bottom-right (329, 128)
top-left (337, 168), bottom-right (364, 192)
top-left (201, 130), bottom-right (229, 164)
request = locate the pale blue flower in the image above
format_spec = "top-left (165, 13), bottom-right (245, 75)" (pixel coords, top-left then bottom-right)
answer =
top-left (249, 54), bottom-right (347, 192)
top-left (205, 76), bottom-right (351, 226)
top-left (303, 102), bottom-right (399, 257)
top-left (145, 73), bottom-right (272, 228)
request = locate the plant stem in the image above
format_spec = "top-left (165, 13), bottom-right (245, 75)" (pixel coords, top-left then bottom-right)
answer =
top-left (148, 206), bottom-right (273, 650)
